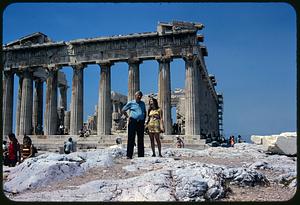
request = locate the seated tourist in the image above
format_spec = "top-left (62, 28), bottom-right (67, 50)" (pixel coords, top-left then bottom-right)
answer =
top-left (20, 135), bottom-right (37, 162)
top-left (64, 138), bottom-right (74, 154)
top-left (176, 137), bottom-right (184, 148)
top-left (237, 135), bottom-right (245, 143)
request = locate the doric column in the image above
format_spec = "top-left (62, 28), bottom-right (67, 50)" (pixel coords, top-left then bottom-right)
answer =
top-left (127, 58), bottom-right (141, 101)
top-left (112, 102), bottom-right (120, 119)
top-left (44, 67), bottom-right (58, 135)
top-left (112, 101), bottom-right (120, 118)
top-left (70, 64), bottom-right (85, 135)
top-left (184, 54), bottom-right (201, 135)
top-left (112, 101), bottom-right (120, 131)
top-left (157, 56), bottom-right (172, 135)
top-left (97, 61), bottom-right (113, 135)
top-left (32, 79), bottom-right (44, 135)
top-left (64, 110), bottom-right (71, 134)
top-left (15, 75), bottom-right (23, 136)
top-left (19, 69), bottom-right (33, 136)
top-left (118, 102), bottom-right (123, 113)
top-left (3, 70), bottom-right (14, 137)
top-left (59, 85), bottom-right (68, 111)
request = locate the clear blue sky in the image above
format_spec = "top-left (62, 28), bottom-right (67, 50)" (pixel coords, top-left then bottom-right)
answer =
top-left (3, 3), bottom-right (296, 139)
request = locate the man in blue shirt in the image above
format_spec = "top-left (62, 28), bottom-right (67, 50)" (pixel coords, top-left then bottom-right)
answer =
top-left (121, 91), bottom-right (146, 159)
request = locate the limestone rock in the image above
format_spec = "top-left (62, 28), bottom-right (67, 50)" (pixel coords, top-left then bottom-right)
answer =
top-left (274, 135), bottom-right (297, 156)
top-left (4, 156), bottom-right (85, 193)
top-left (222, 167), bottom-right (269, 187)
top-left (248, 161), bottom-right (271, 170)
top-left (250, 135), bottom-right (264, 144)
top-left (4, 144), bottom-right (297, 201)
top-left (250, 132), bottom-right (297, 156)
top-left (274, 172), bottom-right (297, 187)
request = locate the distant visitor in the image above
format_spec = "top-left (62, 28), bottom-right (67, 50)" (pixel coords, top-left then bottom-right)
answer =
top-left (6, 133), bottom-right (21, 167)
top-left (64, 137), bottom-right (75, 154)
top-left (20, 135), bottom-right (37, 162)
top-left (176, 137), bottom-right (184, 148)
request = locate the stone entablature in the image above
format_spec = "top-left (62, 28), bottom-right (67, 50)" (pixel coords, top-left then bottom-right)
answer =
top-left (3, 30), bottom-right (202, 68)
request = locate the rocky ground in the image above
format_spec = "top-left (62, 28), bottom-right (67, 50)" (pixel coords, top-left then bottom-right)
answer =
top-left (2, 143), bottom-right (297, 202)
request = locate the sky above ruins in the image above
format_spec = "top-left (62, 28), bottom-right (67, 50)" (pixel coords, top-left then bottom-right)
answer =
top-left (3, 2), bottom-right (296, 139)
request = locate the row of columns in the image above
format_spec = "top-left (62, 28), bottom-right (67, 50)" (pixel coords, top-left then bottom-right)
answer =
top-left (94, 55), bottom-right (199, 135)
top-left (3, 54), bottom-right (202, 137)
top-left (2, 68), bottom-right (68, 137)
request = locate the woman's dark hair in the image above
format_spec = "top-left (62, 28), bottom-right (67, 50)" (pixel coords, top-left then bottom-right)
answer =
top-left (150, 97), bottom-right (159, 109)
top-left (148, 97), bottom-right (159, 115)
top-left (23, 135), bottom-right (32, 146)
top-left (8, 133), bottom-right (18, 144)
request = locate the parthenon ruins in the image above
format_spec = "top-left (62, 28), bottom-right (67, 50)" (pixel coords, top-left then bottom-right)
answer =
top-left (2, 21), bottom-right (224, 147)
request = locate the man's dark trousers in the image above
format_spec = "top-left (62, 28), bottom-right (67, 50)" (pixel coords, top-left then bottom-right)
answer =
top-left (127, 117), bottom-right (145, 158)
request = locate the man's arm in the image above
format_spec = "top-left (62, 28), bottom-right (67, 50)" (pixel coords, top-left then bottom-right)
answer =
top-left (121, 110), bottom-right (129, 118)
top-left (121, 102), bottom-right (130, 118)
top-left (142, 102), bottom-right (147, 121)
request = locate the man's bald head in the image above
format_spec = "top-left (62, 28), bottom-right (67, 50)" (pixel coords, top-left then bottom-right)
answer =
top-left (135, 91), bottom-right (143, 102)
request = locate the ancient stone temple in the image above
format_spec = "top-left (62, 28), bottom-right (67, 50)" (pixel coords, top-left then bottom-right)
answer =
top-left (2, 21), bottom-right (223, 144)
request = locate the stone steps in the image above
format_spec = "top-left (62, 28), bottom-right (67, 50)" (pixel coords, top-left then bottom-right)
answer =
top-left (18, 135), bottom-right (207, 152)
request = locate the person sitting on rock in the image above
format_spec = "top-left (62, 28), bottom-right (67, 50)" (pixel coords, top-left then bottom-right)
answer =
top-left (237, 135), bottom-right (245, 143)
top-left (116, 137), bottom-right (122, 145)
top-left (20, 135), bottom-right (37, 162)
top-left (176, 137), bottom-right (184, 148)
top-left (64, 138), bottom-right (74, 154)
top-left (84, 129), bottom-right (91, 138)
top-left (79, 128), bottom-right (85, 138)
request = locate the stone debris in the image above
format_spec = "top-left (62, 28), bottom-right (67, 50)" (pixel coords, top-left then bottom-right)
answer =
top-left (222, 167), bottom-right (269, 187)
top-left (250, 132), bottom-right (296, 156)
top-left (274, 172), bottom-right (297, 187)
top-left (3, 143), bottom-right (296, 201)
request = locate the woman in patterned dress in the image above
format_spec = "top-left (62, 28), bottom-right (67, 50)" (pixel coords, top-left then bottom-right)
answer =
top-left (146, 97), bottom-right (164, 157)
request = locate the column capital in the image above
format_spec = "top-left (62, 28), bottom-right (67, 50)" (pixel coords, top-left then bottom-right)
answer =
top-left (96, 60), bottom-right (114, 67)
top-left (58, 83), bottom-right (68, 89)
top-left (70, 63), bottom-right (87, 70)
top-left (32, 77), bottom-right (45, 83)
top-left (32, 67), bottom-right (48, 82)
top-left (155, 56), bottom-right (172, 63)
top-left (21, 68), bottom-right (34, 78)
top-left (182, 53), bottom-right (198, 62)
top-left (18, 67), bottom-right (35, 73)
top-left (47, 64), bottom-right (61, 72)
top-left (127, 58), bottom-right (142, 65)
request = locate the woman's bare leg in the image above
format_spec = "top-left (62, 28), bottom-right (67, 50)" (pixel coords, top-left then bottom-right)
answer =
top-left (154, 133), bottom-right (162, 157)
top-left (149, 133), bottom-right (156, 156)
